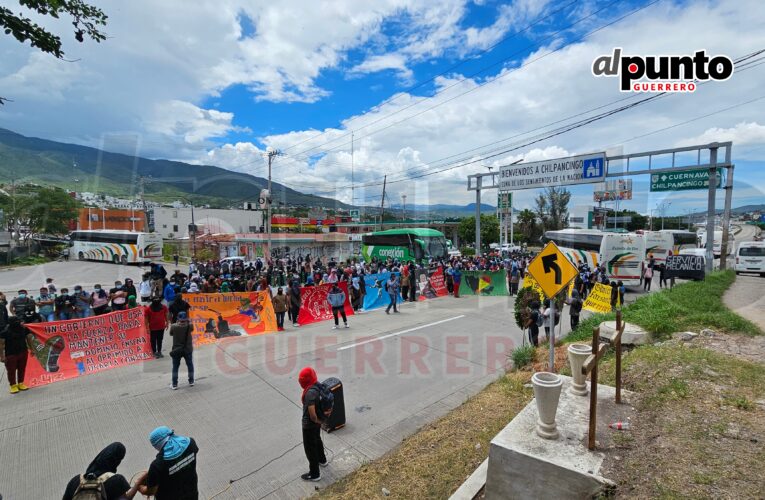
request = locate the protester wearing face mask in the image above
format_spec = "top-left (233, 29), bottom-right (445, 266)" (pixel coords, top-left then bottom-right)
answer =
top-left (55, 288), bottom-right (77, 321)
top-left (35, 287), bottom-right (56, 322)
top-left (73, 285), bottom-right (93, 319)
top-left (123, 279), bottom-right (137, 302)
top-left (110, 281), bottom-right (127, 311)
top-left (91, 284), bottom-right (110, 316)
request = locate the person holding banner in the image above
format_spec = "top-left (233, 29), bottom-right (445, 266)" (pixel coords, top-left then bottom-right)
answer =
top-left (0, 316), bottom-right (31, 394)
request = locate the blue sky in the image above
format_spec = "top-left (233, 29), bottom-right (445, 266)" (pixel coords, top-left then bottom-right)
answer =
top-left (1, 0), bottom-right (764, 214)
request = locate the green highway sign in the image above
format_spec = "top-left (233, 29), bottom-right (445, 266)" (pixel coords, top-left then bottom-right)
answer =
top-left (650, 168), bottom-right (722, 192)
top-left (498, 192), bottom-right (512, 210)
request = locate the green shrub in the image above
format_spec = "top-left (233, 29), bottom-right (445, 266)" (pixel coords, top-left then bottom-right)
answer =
top-left (511, 344), bottom-right (536, 370)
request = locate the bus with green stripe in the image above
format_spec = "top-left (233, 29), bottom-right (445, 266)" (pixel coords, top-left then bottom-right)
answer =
top-left (70, 230), bottom-right (163, 264)
top-left (542, 229), bottom-right (646, 286)
top-left (361, 228), bottom-right (448, 264)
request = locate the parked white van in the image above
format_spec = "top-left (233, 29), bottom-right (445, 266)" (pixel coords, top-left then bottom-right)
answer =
top-left (735, 241), bottom-right (765, 277)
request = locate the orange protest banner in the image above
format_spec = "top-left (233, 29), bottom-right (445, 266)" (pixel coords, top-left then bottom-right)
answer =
top-left (186, 291), bottom-right (278, 345)
top-left (24, 308), bottom-right (153, 387)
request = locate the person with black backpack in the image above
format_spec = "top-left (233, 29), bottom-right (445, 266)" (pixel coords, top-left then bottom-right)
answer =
top-left (62, 442), bottom-right (144, 500)
top-left (298, 366), bottom-right (331, 482)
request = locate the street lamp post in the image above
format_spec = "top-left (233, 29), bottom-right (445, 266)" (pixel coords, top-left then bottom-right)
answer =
top-left (660, 201), bottom-right (672, 230)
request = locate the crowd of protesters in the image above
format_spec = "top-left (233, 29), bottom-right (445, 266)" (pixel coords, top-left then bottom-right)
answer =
top-left (0, 250), bottom-right (540, 328)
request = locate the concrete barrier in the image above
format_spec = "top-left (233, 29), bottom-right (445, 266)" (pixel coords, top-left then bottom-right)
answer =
top-left (600, 320), bottom-right (649, 345)
top-left (483, 376), bottom-right (618, 499)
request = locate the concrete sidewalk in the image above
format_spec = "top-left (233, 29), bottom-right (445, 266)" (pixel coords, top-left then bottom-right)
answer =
top-left (724, 274), bottom-right (765, 333)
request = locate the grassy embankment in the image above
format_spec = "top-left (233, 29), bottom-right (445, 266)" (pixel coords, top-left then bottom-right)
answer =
top-left (317, 271), bottom-right (762, 499)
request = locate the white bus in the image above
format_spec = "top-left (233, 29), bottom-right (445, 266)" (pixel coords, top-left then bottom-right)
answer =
top-left (642, 230), bottom-right (698, 264)
top-left (70, 230), bottom-right (163, 264)
top-left (542, 229), bottom-right (646, 286)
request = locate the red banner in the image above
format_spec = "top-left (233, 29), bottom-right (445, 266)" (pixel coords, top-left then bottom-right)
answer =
top-left (298, 282), bottom-right (355, 325)
top-left (24, 309), bottom-right (153, 387)
top-left (185, 292), bottom-right (278, 346)
top-left (417, 266), bottom-right (449, 301)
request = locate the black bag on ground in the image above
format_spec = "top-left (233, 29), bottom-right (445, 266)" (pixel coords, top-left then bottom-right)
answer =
top-left (321, 377), bottom-right (346, 432)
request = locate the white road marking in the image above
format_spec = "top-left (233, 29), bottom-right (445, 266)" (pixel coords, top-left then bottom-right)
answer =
top-left (336, 315), bottom-right (466, 351)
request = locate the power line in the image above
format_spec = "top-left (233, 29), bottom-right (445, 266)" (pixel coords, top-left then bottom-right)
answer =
top-left (289, 48), bottom-right (763, 194)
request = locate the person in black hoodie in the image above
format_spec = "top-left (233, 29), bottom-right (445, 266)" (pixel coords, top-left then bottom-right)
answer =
top-left (168, 292), bottom-right (191, 324)
top-left (62, 442), bottom-right (143, 500)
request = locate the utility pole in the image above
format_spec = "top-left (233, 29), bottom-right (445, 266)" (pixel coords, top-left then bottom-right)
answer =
top-left (266, 148), bottom-right (278, 262)
top-left (719, 164), bottom-right (735, 270)
top-left (138, 175), bottom-right (150, 231)
top-left (704, 146), bottom-right (719, 274)
top-left (379, 175), bottom-right (387, 231)
top-left (351, 132), bottom-right (355, 208)
top-left (475, 176), bottom-right (482, 254)
top-left (402, 194), bottom-right (407, 222)
top-left (190, 201), bottom-right (197, 260)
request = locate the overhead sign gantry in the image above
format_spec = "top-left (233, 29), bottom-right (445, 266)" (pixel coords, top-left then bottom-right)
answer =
top-left (467, 142), bottom-right (734, 273)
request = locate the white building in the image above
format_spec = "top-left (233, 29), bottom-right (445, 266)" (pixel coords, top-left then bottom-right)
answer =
top-left (568, 205), bottom-right (594, 229)
top-left (151, 207), bottom-right (265, 238)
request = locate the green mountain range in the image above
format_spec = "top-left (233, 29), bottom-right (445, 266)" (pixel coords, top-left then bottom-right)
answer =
top-left (0, 128), bottom-right (349, 209)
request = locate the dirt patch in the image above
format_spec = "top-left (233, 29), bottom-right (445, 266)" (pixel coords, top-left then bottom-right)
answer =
top-left (315, 372), bottom-right (533, 500)
top-left (694, 331), bottom-right (765, 365)
top-left (598, 344), bottom-right (765, 499)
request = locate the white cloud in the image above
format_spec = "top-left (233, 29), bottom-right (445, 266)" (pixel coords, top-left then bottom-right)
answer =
top-left (678, 122), bottom-right (765, 148)
top-left (148, 101), bottom-right (247, 144)
top-left (350, 54), bottom-right (414, 81)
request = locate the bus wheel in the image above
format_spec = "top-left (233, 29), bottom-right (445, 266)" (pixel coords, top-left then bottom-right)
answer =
top-left (121, 255), bottom-right (128, 265)
top-left (78, 252), bottom-right (85, 261)
top-left (113, 255), bottom-right (120, 265)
